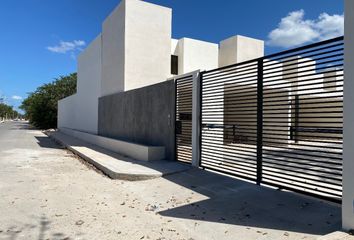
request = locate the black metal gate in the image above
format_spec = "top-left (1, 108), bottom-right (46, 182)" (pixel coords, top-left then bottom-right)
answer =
top-left (175, 74), bottom-right (194, 163)
top-left (200, 37), bottom-right (344, 202)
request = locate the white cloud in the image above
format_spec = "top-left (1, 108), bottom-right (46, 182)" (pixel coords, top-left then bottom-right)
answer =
top-left (267, 10), bottom-right (344, 48)
top-left (316, 13), bottom-right (344, 40)
top-left (12, 95), bottom-right (22, 100)
top-left (47, 40), bottom-right (86, 54)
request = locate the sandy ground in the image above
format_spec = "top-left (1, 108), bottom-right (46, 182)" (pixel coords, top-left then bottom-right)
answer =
top-left (0, 122), bottom-right (341, 240)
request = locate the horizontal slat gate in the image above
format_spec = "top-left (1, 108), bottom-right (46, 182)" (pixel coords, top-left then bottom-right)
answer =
top-left (200, 61), bottom-right (259, 181)
top-left (175, 75), bottom-right (194, 163)
top-left (200, 36), bottom-right (344, 202)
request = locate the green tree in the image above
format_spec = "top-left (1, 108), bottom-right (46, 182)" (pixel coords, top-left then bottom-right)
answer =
top-left (0, 103), bottom-right (20, 120)
top-left (20, 73), bottom-right (77, 129)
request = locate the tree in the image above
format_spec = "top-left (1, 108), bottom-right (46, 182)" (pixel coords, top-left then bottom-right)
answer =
top-left (20, 73), bottom-right (77, 129)
top-left (0, 103), bottom-right (20, 120)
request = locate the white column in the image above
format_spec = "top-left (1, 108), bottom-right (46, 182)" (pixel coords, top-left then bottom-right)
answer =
top-left (342, 0), bottom-right (354, 230)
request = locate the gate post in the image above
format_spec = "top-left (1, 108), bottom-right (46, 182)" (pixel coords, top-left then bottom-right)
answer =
top-left (343, 0), bottom-right (354, 230)
top-left (256, 59), bottom-right (263, 185)
top-left (192, 70), bottom-right (201, 167)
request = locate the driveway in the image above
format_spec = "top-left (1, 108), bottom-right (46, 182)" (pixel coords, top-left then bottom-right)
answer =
top-left (0, 121), bottom-right (341, 240)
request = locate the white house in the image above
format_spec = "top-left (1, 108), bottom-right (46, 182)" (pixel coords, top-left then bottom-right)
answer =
top-left (56, 0), bottom-right (354, 231)
top-left (58, 0), bottom-right (264, 135)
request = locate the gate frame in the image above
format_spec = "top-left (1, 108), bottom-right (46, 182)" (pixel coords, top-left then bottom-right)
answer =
top-left (170, 70), bottom-right (200, 166)
top-left (198, 36), bottom-right (344, 203)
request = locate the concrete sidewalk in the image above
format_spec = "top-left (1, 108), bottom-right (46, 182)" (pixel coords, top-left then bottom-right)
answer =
top-left (47, 130), bottom-right (190, 181)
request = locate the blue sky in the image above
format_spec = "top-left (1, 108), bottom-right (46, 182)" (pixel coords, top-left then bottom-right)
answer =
top-left (0, 0), bottom-right (343, 112)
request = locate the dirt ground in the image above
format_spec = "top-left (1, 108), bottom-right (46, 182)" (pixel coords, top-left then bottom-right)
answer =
top-left (0, 122), bottom-right (341, 240)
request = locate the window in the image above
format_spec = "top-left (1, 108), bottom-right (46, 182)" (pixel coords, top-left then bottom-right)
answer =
top-left (171, 55), bottom-right (178, 75)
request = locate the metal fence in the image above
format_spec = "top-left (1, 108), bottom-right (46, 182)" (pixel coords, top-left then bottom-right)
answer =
top-left (175, 74), bottom-right (194, 163)
top-left (200, 36), bottom-right (344, 202)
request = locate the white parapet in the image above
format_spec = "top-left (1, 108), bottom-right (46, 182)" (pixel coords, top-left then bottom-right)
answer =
top-left (219, 35), bottom-right (264, 67)
top-left (172, 38), bottom-right (219, 74)
top-left (58, 94), bottom-right (78, 130)
top-left (59, 127), bottom-right (165, 161)
top-left (76, 34), bottom-right (102, 134)
top-left (58, 35), bottom-right (102, 134)
top-left (342, 0), bottom-right (354, 231)
top-left (101, 0), bottom-right (126, 96)
top-left (124, 0), bottom-right (172, 91)
top-left (101, 0), bottom-right (172, 95)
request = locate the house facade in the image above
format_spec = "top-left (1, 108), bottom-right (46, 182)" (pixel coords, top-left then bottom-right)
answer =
top-left (58, 0), bottom-right (264, 135)
top-left (56, 0), bottom-right (354, 231)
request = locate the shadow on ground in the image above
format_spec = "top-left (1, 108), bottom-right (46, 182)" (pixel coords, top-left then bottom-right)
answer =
top-left (10, 122), bottom-right (36, 130)
top-left (35, 136), bottom-right (64, 149)
top-left (158, 168), bottom-right (341, 235)
top-left (0, 215), bottom-right (75, 240)
top-left (41, 130), bottom-right (342, 236)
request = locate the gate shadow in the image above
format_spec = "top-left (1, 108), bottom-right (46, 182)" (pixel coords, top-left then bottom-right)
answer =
top-left (159, 168), bottom-right (341, 235)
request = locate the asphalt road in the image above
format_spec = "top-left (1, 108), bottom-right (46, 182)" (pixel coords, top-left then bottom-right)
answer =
top-left (0, 122), bottom-right (38, 152)
top-left (0, 121), bottom-right (343, 240)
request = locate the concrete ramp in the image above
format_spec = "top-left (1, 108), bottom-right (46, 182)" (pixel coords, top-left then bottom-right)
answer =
top-left (47, 130), bottom-right (190, 181)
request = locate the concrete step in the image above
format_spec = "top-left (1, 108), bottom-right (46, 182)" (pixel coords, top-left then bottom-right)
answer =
top-left (46, 130), bottom-right (190, 181)
top-left (59, 127), bottom-right (165, 161)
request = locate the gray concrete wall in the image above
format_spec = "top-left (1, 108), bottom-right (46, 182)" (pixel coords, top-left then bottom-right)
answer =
top-left (98, 80), bottom-right (175, 161)
top-left (343, 0), bottom-right (354, 230)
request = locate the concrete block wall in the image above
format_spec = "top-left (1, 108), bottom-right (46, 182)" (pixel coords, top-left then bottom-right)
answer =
top-left (98, 80), bottom-right (175, 161)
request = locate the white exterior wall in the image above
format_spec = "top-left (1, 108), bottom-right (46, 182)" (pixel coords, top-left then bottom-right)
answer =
top-left (171, 38), bottom-right (178, 55)
top-left (58, 94), bottom-right (78, 130)
top-left (101, 0), bottom-right (172, 95)
top-left (124, 0), bottom-right (172, 91)
top-left (343, 0), bottom-right (354, 230)
top-left (57, 0), bottom-right (273, 163)
top-left (219, 35), bottom-right (264, 67)
top-left (76, 34), bottom-right (102, 134)
top-left (101, 1), bottom-right (125, 96)
top-left (175, 38), bottom-right (218, 74)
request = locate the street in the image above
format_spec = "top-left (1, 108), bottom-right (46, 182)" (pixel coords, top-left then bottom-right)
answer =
top-left (0, 121), bottom-right (341, 240)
